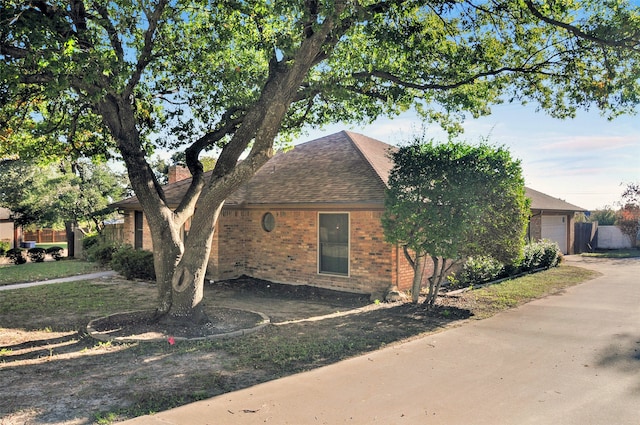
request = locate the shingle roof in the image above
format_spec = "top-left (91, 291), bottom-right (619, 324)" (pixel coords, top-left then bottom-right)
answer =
top-left (525, 187), bottom-right (586, 212)
top-left (113, 131), bottom-right (586, 212)
top-left (111, 172), bottom-right (195, 208)
top-left (113, 131), bottom-right (394, 208)
top-left (225, 131), bottom-right (393, 206)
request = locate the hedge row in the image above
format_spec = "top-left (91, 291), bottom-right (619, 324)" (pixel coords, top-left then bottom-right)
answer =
top-left (450, 240), bottom-right (562, 289)
top-left (2, 246), bottom-right (65, 265)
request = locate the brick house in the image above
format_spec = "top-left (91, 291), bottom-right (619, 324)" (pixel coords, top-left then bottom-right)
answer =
top-left (112, 130), bottom-right (585, 297)
top-left (114, 131), bottom-right (415, 297)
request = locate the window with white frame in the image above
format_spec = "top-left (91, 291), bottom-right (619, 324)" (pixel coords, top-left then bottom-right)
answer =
top-left (318, 213), bottom-right (349, 275)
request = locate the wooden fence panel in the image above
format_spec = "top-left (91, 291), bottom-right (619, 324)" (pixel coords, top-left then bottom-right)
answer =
top-left (23, 229), bottom-right (67, 243)
top-left (574, 222), bottom-right (597, 253)
top-left (102, 223), bottom-right (125, 243)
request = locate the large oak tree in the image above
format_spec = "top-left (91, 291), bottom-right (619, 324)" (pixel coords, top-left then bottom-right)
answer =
top-left (1, 0), bottom-right (639, 324)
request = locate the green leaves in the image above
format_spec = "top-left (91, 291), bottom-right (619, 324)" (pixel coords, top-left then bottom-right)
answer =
top-left (0, 159), bottom-right (127, 229)
top-left (3, 0), bottom-right (640, 158)
top-left (382, 136), bottom-right (529, 264)
top-left (1, 0), bottom-right (639, 219)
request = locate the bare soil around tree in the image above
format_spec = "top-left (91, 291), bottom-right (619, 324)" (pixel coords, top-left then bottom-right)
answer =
top-left (0, 266), bottom-right (595, 424)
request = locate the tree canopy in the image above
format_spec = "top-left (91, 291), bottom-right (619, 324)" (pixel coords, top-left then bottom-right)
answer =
top-left (0, 159), bottom-right (127, 231)
top-left (3, 0), bottom-right (640, 158)
top-left (2, 0), bottom-right (639, 323)
top-left (382, 139), bottom-right (529, 306)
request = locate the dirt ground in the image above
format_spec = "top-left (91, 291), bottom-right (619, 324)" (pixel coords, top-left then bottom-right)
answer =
top-left (0, 275), bottom-right (474, 425)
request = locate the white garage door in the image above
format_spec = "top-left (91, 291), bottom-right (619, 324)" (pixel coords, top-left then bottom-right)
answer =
top-left (542, 215), bottom-right (567, 254)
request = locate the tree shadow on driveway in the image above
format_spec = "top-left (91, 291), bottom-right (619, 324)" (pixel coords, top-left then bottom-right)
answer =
top-left (595, 332), bottom-right (640, 393)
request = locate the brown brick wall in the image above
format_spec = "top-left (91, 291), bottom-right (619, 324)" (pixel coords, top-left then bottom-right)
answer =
top-left (121, 206), bottom-right (417, 295)
top-left (121, 211), bottom-right (153, 250)
top-left (529, 212), bottom-right (542, 242)
top-left (207, 208), bottom-right (406, 296)
top-left (121, 211), bottom-right (135, 246)
top-left (567, 214), bottom-right (576, 255)
top-left (392, 245), bottom-right (421, 292)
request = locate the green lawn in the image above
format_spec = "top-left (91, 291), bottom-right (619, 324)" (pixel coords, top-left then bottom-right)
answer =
top-left (471, 265), bottom-right (599, 318)
top-left (0, 259), bottom-right (104, 286)
top-left (581, 248), bottom-right (640, 258)
top-left (36, 242), bottom-right (68, 250)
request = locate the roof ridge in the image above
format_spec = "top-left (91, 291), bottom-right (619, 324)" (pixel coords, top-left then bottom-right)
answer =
top-left (344, 131), bottom-right (395, 188)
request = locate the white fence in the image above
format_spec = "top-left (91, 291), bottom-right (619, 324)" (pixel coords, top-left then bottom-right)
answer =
top-left (597, 226), bottom-right (633, 249)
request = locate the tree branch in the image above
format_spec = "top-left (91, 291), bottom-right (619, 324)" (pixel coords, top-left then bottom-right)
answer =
top-left (20, 72), bottom-right (56, 84)
top-left (0, 45), bottom-right (30, 59)
top-left (202, 1), bottom-right (350, 208)
top-left (30, 0), bottom-right (59, 18)
top-left (524, 0), bottom-right (640, 50)
top-left (69, 0), bottom-right (87, 32)
top-left (125, 0), bottom-right (169, 98)
top-left (93, 4), bottom-right (125, 62)
top-left (174, 109), bottom-right (245, 217)
top-left (403, 245), bottom-right (415, 269)
top-left (351, 64), bottom-right (556, 92)
top-left (286, 95), bottom-right (317, 129)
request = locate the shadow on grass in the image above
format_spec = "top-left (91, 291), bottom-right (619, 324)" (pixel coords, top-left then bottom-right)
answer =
top-left (0, 301), bottom-right (472, 424)
top-left (0, 332), bottom-right (93, 362)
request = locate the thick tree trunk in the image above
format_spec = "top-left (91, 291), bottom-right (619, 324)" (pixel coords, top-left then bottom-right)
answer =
top-left (64, 221), bottom-right (76, 257)
top-left (149, 220), bottom-right (183, 317)
top-left (162, 202), bottom-right (224, 324)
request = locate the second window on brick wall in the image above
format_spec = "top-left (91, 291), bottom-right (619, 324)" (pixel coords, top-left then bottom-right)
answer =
top-left (318, 213), bottom-right (349, 276)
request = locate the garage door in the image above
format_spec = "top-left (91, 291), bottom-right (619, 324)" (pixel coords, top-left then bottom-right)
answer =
top-left (541, 215), bottom-right (567, 254)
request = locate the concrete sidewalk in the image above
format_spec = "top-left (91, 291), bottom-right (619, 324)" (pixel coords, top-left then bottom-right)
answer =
top-left (0, 270), bottom-right (117, 291)
top-left (121, 256), bottom-right (640, 425)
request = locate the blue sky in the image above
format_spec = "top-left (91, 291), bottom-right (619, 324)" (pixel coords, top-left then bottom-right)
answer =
top-left (301, 105), bottom-right (640, 211)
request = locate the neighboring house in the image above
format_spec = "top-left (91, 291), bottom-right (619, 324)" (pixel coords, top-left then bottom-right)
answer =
top-left (0, 207), bottom-right (17, 249)
top-left (525, 187), bottom-right (586, 255)
top-left (113, 131), bottom-right (585, 297)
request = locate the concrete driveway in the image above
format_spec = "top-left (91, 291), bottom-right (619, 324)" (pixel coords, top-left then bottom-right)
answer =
top-left (123, 256), bottom-right (640, 425)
